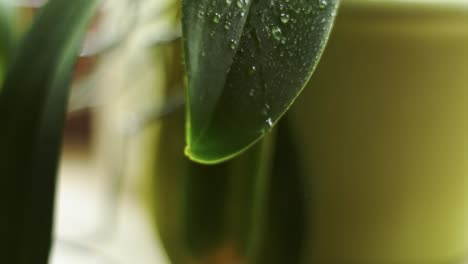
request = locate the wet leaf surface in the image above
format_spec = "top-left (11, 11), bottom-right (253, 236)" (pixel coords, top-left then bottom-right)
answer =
top-left (183, 0), bottom-right (339, 163)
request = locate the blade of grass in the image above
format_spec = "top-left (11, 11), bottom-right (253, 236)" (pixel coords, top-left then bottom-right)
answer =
top-left (0, 0), bottom-right (100, 262)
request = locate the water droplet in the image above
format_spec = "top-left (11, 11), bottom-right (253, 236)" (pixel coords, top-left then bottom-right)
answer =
top-left (240, 11), bottom-right (246, 17)
top-left (225, 22), bottom-right (231, 30)
top-left (213, 13), bottom-right (221, 24)
top-left (319, 0), bottom-right (328, 9)
top-left (280, 13), bottom-right (290, 24)
top-left (262, 103), bottom-right (271, 116)
top-left (230, 39), bottom-right (238, 50)
top-left (249, 65), bottom-right (257, 75)
top-left (280, 37), bottom-right (287, 44)
top-left (226, 0), bottom-right (233, 5)
top-left (266, 118), bottom-right (273, 127)
top-left (237, 0), bottom-right (245, 8)
top-left (271, 26), bottom-right (282, 41)
top-left (249, 89), bottom-right (255, 96)
top-left (198, 11), bottom-right (205, 19)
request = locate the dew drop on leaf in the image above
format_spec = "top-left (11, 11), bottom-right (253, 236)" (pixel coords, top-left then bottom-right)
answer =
top-left (230, 39), bottom-right (238, 50)
top-left (319, 0), bottom-right (328, 9)
top-left (262, 103), bottom-right (271, 116)
top-left (249, 65), bottom-right (257, 75)
top-left (213, 13), bottom-right (221, 24)
top-left (280, 13), bottom-right (290, 24)
top-left (271, 26), bottom-right (282, 41)
top-left (226, 0), bottom-right (232, 5)
top-left (198, 11), bottom-right (205, 19)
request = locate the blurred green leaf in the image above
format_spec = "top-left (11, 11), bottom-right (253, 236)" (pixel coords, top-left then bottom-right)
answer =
top-left (152, 106), bottom-right (275, 263)
top-left (0, 0), bottom-right (100, 262)
top-left (183, 0), bottom-right (339, 163)
top-left (0, 0), bottom-right (15, 87)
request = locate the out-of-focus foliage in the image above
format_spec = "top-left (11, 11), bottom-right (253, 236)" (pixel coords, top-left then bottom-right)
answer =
top-left (0, 0), bottom-right (15, 87)
top-left (0, 0), bottom-right (100, 262)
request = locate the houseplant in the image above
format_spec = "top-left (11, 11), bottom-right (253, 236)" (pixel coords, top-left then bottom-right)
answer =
top-left (0, 0), bottom-right (337, 262)
top-left (5, 0), bottom-right (468, 264)
top-left (144, 0), bottom-right (468, 263)
top-left (139, 1), bottom-right (338, 263)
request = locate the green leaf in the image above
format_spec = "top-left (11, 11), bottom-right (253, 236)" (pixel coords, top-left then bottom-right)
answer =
top-left (0, 0), bottom-right (100, 262)
top-left (152, 105), bottom-right (275, 263)
top-left (183, 0), bottom-right (339, 163)
top-left (0, 0), bottom-right (15, 87)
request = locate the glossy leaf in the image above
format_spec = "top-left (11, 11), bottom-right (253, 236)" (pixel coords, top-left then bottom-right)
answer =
top-left (0, 0), bottom-right (100, 262)
top-left (183, 0), bottom-right (339, 163)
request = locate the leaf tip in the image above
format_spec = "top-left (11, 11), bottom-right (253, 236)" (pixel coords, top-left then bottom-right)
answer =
top-left (184, 141), bottom-right (236, 164)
